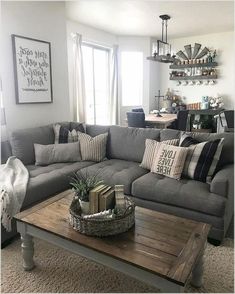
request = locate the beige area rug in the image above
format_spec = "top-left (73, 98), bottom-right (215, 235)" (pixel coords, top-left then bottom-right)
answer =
top-left (1, 238), bottom-right (234, 293)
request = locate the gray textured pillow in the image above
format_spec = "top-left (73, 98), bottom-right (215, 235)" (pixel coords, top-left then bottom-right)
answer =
top-left (34, 142), bottom-right (81, 166)
top-left (77, 132), bottom-right (108, 162)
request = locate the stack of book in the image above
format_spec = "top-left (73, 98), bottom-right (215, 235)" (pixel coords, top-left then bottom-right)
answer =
top-left (89, 185), bottom-right (115, 214)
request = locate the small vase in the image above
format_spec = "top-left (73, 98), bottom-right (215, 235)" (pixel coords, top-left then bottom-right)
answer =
top-left (79, 199), bottom-right (90, 215)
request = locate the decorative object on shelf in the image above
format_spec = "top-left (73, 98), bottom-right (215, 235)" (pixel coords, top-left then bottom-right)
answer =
top-left (196, 46), bottom-right (210, 60)
top-left (170, 43), bottom-right (218, 84)
top-left (147, 15), bottom-right (179, 63)
top-left (12, 34), bottom-right (53, 104)
top-left (69, 195), bottom-right (135, 237)
top-left (187, 103), bottom-right (201, 110)
top-left (209, 95), bottom-right (224, 109)
top-left (212, 50), bottom-right (217, 62)
top-left (192, 43), bottom-right (201, 59)
top-left (70, 171), bottom-right (103, 215)
top-left (201, 96), bottom-right (209, 110)
top-left (176, 50), bottom-right (188, 61)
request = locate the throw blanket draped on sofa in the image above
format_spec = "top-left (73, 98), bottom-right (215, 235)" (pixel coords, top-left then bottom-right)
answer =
top-left (0, 156), bottom-right (29, 231)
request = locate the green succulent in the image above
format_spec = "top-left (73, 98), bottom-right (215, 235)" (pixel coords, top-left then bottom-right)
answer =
top-left (70, 171), bottom-right (103, 202)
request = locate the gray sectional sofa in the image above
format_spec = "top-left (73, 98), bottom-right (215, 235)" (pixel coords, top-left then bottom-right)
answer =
top-left (1, 122), bottom-right (234, 245)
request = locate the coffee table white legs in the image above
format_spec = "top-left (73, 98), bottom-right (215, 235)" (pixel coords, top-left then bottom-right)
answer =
top-left (191, 247), bottom-right (205, 288)
top-left (21, 234), bottom-right (35, 271)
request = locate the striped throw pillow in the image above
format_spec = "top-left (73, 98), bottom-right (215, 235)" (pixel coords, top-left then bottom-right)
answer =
top-left (151, 143), bottom-right (188, 180)
top-left (77, 132), bottom-right (108, 162)
top-left (180, 134), bottom-right (224, 182)
top-left (140, 138), bottom-right (179, 170)
top-left (53, 124), bottom-right (84, 144)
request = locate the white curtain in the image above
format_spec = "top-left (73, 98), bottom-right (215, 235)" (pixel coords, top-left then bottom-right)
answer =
top-left (110, 45), bottom-right (119, 125)
top-left (72, 33), bottom-right (86, 123)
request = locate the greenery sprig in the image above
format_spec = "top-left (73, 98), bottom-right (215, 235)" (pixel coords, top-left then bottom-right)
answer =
top-left (70, 170), bottom-right (103, 202)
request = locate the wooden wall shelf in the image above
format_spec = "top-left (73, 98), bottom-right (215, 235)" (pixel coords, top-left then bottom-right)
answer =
top-left (170, 75), bottom-right (217, 81)
top-left (169, 62), bottom-right (218, 69)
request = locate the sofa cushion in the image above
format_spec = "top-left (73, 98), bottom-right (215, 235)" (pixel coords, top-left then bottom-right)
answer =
top-left (140, 138), bottom-right (179, 170)
top-left (53, 123), bottom-right (84, 143)
top-left (10, 122), bottom-right (70, 165)
top-left (77, 132), bottom-right (108, 162)
top-left (131, 172), bottom-right (226, 217)
top-left (160, 129), bottom-right (181, 141)
top-left (179, 134), bottom-right (224, 182)
top-left (23, 161), bottom-right (95, 208)
top-left (85, 124), bottom-right (110, 137)
top-left (79, 159), bottom-right (148, 195)
top-left (108, 126), bottom-right (160, 162)
top-left (151, 144), bottom-right (188, 180)
top-left (182, 132), bottom-right (234, 167)
top-left (34, 142), bottom-right (81, 166)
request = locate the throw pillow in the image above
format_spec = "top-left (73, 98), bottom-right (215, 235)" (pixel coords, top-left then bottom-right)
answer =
top-left (151, 143), bottom-right (188, 180)
top-left (140, 138), bottom-right (179, 170)
top-left (34, 142), bottom-right (81, 166)
top-left (53, 123), bottom-right (84, 144)
top-left (77, 132), bottom-right (108, 162)
top-left (179, 133), bottom-right (224, 182)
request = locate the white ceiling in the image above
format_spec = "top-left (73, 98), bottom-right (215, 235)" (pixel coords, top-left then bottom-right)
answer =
top-left (66, 1), bottom-right (234, 38)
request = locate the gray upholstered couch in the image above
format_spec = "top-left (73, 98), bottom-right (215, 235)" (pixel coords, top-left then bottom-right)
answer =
top-left (1, 122), bottom-right (234, 245)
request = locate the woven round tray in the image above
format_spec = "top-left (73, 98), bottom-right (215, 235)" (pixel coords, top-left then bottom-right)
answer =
top-left (69, 197), bottom-right (135, 237)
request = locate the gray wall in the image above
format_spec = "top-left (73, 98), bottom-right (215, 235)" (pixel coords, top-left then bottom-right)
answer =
top-left (2, 1), bottom-right (71, 132)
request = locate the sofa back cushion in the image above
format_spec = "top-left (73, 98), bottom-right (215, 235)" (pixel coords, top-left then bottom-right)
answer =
top-left (85, 124), bottom-right (110, 137)
top-left (10, 122), bottom-right (71, 165)
top-left (160, 129), bottom-right (182, 141)
top-left (108, 126), bottom-right (160, 162)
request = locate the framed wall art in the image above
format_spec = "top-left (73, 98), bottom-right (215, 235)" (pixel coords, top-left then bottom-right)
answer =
top-left (12, 34), bottom-right (53, 104)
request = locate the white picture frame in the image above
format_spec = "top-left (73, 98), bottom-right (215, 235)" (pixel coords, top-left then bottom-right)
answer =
top-left (12, 34), bottom-right (53, 104)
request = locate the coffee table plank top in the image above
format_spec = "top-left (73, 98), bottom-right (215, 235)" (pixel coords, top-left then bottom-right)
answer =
top-left (15, 190), bottom-right (210, 286)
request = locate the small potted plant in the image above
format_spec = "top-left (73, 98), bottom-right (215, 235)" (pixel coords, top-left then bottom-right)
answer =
top-left (70, 171), bottom-right (103, 215)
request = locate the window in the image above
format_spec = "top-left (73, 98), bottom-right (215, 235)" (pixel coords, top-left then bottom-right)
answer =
top-left (82, 43), bottom-right (110, 125)
top-left (121, 51), bottom-right (143, 106)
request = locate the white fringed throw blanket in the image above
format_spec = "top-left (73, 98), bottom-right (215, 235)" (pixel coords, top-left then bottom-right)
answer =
top-left (0, 156), bottom-right (29, 231)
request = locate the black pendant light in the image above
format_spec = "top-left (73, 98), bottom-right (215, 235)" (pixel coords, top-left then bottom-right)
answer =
top-left (147, 15), bottom-right (179, 63)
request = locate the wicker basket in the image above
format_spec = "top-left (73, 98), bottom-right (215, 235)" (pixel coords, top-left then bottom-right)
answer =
top-left (69, 197), bottom-right (135, 237)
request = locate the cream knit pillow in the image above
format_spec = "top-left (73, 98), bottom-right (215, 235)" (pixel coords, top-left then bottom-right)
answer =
top-left (140, 138), bottom-right (179, 170)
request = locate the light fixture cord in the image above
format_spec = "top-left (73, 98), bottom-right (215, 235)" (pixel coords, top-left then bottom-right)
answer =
top-left (165, 19), bottom-right (168, 43)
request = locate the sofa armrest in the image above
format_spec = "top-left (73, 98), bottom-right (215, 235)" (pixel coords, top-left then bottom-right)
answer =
top-left (210, 164), bottom-right (234, 197)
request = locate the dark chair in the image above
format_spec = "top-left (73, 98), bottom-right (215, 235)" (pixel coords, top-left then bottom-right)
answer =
top-left (218, 110), bottom-right (234, 132)
top-left (167, 110), bottom-right (189, 131)
top-left (132, 107), bottom-right (144, 113)
top-left (126, 112), bottom-right (145, 128)
top-left (224, 110), bottom-right (234, 129)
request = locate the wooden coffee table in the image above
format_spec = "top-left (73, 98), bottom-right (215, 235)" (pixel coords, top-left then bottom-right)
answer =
top-left (15, 190), bottom-right (210, 293)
